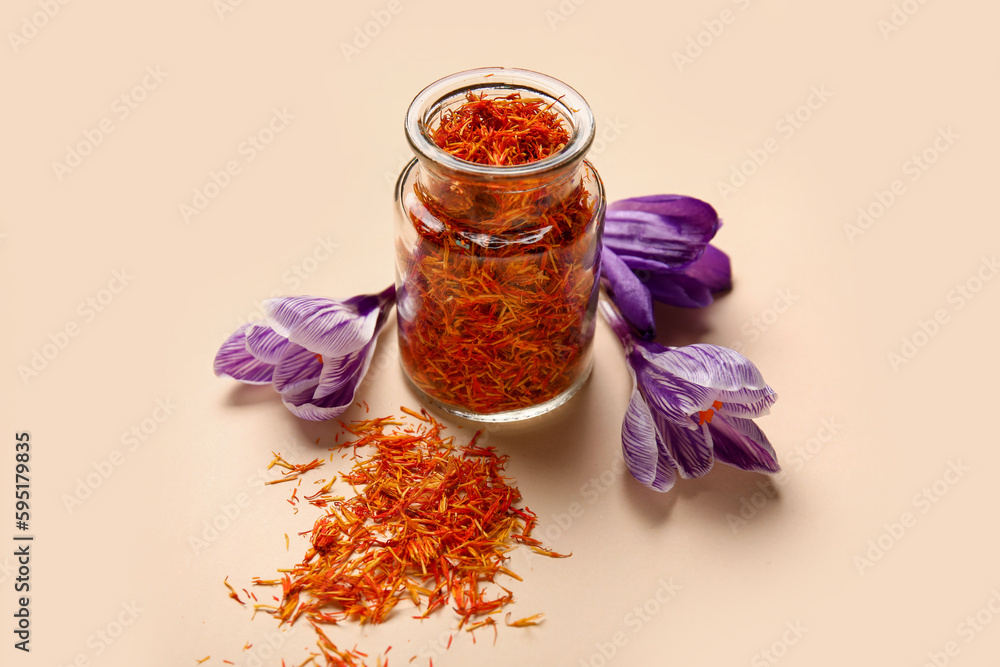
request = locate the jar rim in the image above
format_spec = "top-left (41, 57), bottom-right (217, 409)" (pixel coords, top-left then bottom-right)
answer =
top-left (404, 67), bottom-right (596, 180)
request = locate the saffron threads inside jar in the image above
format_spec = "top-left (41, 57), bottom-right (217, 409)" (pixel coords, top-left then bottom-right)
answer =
top-left (430, 92), bottom-right (570, 166)
top-left (396, 70), bottom-right (605, 420)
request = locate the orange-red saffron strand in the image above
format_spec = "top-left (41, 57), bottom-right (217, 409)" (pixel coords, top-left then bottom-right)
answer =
top-left (247, 412), bottom-right (566, 665)
top-left (399, 92), bottom-right (598, 414)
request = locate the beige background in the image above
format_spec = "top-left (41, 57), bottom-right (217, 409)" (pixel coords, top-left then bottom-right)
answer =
top-left (3, 1), bottom-right (999, 665)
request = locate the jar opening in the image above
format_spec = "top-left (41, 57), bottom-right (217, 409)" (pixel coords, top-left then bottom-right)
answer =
top-left (405, 68), bottom-right (596, 181)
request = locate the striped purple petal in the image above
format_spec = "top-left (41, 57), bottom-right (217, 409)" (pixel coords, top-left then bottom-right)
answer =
top-left (213, 324), bottom-right (274, 384)
top-left (630, 341), bottom-right (779, 478)
top-left (653, 410), bottom-right (714, 479)
top-left (632, 355), bottom-right (714, 427)
top-left (651, 443), bottom-right (679, 491)
top-left (622, 390), bottom-right (678, 492)
top-left (214, 286), bottom-right (397, 422)
top-left (715, 394), bottom-right (777, 419)
top-left (314, 346), bottom-right (370, 401)
top-left (604, 297), bottom-right (781, 486)
top-left (271, 341), bottom-right (324, 394)
top-left (279, 371), bottom-right (362, 421)
top-left (311, 288), bottom-right (393, 401)
top-left (642, 343), bottom-right (771, 394)
top-left (264, 296), bottom-right (381, 358)
top-left (709, 414), bottom-right (780, 473)
top-left (622, 389), bottom-right (660, 488)
top-left (245, 323), bottom-right (292, 364)
top-left (716, 386), bottom-right (776, 404)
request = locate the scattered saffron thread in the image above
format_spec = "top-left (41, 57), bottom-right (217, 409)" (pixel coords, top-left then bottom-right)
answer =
top-left (230, 408), bottom-right (566, 666)
top-left (223, 577), bottom-right (244, 606)
top-left (505, 612), bottom-right (544, 627)
top-left (267, 453), bottom-right (326, 484)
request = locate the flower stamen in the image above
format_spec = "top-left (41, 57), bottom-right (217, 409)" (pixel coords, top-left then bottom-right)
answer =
top-left (697, 401), bottom-right (724, 425)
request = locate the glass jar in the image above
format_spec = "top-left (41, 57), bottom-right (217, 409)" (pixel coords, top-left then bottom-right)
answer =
top-left (394, 67), bottom-right (605, 422)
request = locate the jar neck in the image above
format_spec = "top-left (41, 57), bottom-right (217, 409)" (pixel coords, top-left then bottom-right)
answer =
top-left (418, 151), bottom-right (584, 192)
top-left (410, 157), bottom-right (586, 228)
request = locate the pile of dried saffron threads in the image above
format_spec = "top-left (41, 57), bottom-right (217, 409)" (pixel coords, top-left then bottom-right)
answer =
top-left (230, 408), bottom-right (566, 667)
top-left (397, 92), bottom-right (601, 415)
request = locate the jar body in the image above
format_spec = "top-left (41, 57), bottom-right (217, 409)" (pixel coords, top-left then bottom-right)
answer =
top-left (393, 68), bottom-right (605, 422)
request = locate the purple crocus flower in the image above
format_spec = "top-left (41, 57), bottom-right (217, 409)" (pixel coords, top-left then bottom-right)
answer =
top-left (214, 286), bottom-right (395, 421)
top-left (601, 299), bottom-right (779, 492)
top-left (602, 194), bottom-right (733, 338)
